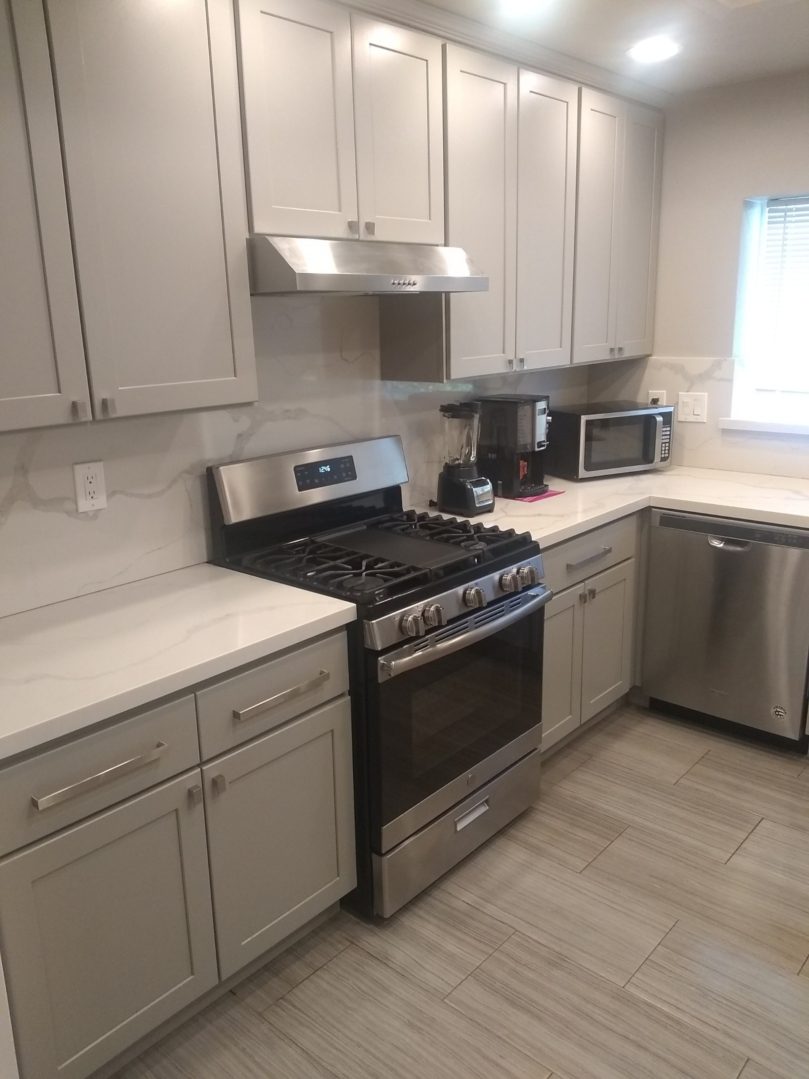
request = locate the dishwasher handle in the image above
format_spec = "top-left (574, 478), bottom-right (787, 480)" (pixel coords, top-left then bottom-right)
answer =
top-left (708, 536), bottom-right (751, 552)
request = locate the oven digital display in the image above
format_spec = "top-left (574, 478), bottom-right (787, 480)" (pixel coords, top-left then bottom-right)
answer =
top-left (294, 455), bottom-right (357, 491)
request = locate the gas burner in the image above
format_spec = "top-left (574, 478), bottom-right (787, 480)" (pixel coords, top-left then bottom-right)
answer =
top-left (341, 575), bottom-right (387, 595)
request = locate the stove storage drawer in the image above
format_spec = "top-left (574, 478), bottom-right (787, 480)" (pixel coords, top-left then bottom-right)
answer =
top-left (0, 695), bottom-right (199, 858)
top-left (195, 631), bottom-right (349, 758)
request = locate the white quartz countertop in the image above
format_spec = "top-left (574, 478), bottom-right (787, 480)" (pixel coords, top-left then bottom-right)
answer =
top-left (414, 465), bottom-right (809, 547)
top-left (0, 564), bottom-right (355, 762)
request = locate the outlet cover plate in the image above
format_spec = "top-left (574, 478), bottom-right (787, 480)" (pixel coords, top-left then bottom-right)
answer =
top-left (73, 461), bottom-right (107, 513)
top-left (647, 389), bottom-right (667, 406)
top-left (678, 392), bottom-right (708, 423)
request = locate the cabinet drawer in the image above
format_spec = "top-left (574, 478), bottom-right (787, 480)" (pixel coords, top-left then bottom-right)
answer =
top-left (196, 631), bottom-right (349, 759)
top-left (542, 515), bottom-right (638, 593)
top-left (0, 696), bottom-right (199, 857)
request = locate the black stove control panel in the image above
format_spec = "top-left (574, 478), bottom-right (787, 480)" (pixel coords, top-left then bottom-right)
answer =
top-left (294, 455), bottom-right (357, 492)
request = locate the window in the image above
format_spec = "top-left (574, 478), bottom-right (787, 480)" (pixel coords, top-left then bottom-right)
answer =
top-left (731, 195), bottom-right (809, 426)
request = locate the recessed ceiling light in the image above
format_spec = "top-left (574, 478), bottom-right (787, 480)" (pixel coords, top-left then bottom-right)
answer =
top-left (500, 0), bottom-right (544, 16)
top-left (627, 35), bottom-right (681, 63)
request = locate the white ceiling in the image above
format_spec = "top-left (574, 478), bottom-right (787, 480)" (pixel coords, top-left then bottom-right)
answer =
top-left (421, 0), bottom-right (809, 94)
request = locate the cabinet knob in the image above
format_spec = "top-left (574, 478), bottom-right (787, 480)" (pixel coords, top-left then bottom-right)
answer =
top-left (609, 347), bottom-right (616, 357)
top-left (588, 587), bottom-right (597, 600)
top-left (618, 346), bottom-right (625, 356)
top-left (507, 358), bottom-right (515, 370)
top-left (70, 399), bottom-right (88, 421)
top-left (518, 357), bottom-right (525, 369)
top-left (211, 774), bottom-right (228, 796)
top-left (101, 396), bottom-right (116, 416)
top-left (347, 219), bottom-right (359, 234)
top-left (579, 592), bottom-right (588, 604)
top-left (188, 784), bottom-right (203, 806)
top-left (364, 221), bottom-right (376, 236)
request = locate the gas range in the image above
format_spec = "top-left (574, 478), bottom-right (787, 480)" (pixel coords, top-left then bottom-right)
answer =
top-left (208, 436), bottom-right (552, 918)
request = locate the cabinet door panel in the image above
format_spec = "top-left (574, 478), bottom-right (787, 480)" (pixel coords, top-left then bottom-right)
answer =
top-left (0, 773), bottom-right (217, 1079)
top-left (239, 0), bottom-right (357, 238)
top-left (204, 698), bottom-right (355, 979)
top-left (617, 103), bottom-right (663, 359)
top-left (352, 18), bottom-right (444, 244)
top-left (572, 88), bottom-right (622, 366)
top-left (541, 585), bottom-right (584, 751)
top-left (1, 0), bottom-right (89, 431)
top-left (517, 70), bottom-right (578, 370)
top-left (47, 0), bottom-right (256, 418)
top-left (445, 45), bottom-right (517, 377)
top-left (581, 559), bottom-right (636, 722)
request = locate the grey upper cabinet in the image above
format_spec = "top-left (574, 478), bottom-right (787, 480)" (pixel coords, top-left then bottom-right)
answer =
top-left (1, 0), bottom-right (257, 432)
top-left (573, 88), bottom-right (663, 366)
top-left (238, 0), bottom-right (444, 244)
top-left (0, 0), bottom-right (90, 432)
top-left (204, 696), bottom-right (356, 980)
top-left (0, 772), bottom-right (218, 1079)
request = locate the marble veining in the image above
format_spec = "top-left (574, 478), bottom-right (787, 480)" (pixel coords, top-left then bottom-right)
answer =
top-left (0, 563), bottom-right (355, 762)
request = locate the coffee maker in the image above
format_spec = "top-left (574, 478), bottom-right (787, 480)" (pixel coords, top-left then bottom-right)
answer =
top-left (436, 402), bottom-right (495, 516)
top-left (477, 394), bottom-right (551, 498)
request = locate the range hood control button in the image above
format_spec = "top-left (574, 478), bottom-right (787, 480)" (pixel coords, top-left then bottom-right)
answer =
top-left (422, 603), bottom-right (446, 628)
top-left (399, 612), bottom-right (426, 638)
top-left (463, 586), bottom-right (487, 609)
top-left (518, 565), bottom-right (539, 588)
top-left (499, 571), bottom-right (522, 593)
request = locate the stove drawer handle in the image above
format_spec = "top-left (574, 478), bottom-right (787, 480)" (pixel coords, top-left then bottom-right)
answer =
top-left (232, 669), bottom-right (330, 724)
top-left (378, 587), bottom-right (552, 681)
top-left (455, 799), bottom-right (489, 832)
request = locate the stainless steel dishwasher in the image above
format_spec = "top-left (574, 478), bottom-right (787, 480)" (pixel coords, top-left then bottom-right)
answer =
top-left (643, 510), bottom-right (809, 745)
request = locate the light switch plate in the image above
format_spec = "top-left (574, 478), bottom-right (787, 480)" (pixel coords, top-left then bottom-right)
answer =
top-left (678, 392), bottom-right (708, 423)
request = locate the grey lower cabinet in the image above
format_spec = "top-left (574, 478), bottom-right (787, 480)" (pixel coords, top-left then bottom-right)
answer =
top-left (545, 530), bottom-right (638, 750)
top-left (542, 557), bottom-right (637, 751)
top-left (0, 772), bottom-right (217, 1079)
top-left (204, 697), bottom-right (356, 980)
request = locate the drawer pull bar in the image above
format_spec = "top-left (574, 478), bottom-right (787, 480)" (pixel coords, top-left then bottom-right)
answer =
top-left (31, 742), bottom-right (169, 812)
top-left (454, 799), bottom-right (490, 832)
top-left (232, 669), bottom-right (330, 724)
top-left (566, 545), bottom-right (613, 572)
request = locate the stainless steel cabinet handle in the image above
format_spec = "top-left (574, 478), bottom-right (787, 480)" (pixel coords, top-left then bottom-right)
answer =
top-left (188, 784), bottom-right (203, 806)
top-left (101, 396), bottom-right (116, 416)
top-left (618, 346), bottom-right (625, 356)
top-left (507, 358), bottom-right (515, 369)
top-left (587, 587), bottom-right (597, 600)
top-left (347, 219), bottom-right (359, 234)
top-left (31, 742), bottom-right (168, 812)
top-left (70, 399), bottom-right (88, 421)
top-left (364, 220), bottom-right (376, 235)
top-left (566, 546), bottom-right (613, 572)
top-left (454, 799), bottom-right (489, 832)
top-left (232, 669), bottom-right (330, 723)
top-left (211, 774), bottom-right (228, 796)
top-left (518, 357), bottom-right (525, 369)
top-left (609, 347), bottom-right (616, 356)
top-left (579, 592), bottom-right (587, 604)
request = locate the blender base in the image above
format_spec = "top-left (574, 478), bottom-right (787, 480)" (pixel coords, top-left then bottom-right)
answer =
top-left (437, 464), bottom-right (495, 516)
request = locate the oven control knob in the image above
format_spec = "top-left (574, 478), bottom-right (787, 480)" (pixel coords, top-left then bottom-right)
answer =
top-left (422, 603), bottom-right (446, 628)
top-left (399, 611), bottom-right (426, 638)
top-left (518, 565), bottom-right (539, 588)
top-left (463, 586), bottom-right (487, 609)
top-left (499, 570), bottom-right (522, 593)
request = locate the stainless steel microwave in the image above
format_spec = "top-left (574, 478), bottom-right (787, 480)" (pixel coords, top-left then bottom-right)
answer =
top-left (545, 401), bottom-right (674, 480)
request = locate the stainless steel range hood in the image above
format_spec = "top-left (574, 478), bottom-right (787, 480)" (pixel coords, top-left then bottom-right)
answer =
top-left (247, 235), bottom-right (488, 295)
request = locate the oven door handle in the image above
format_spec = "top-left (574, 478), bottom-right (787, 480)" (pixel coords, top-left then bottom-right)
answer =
top-left (377, 587), bottom-right (553, 682)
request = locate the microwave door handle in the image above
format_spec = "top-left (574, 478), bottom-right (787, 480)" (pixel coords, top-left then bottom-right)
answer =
top-left (653, 413), bottom-right (664, 464)
top-left (377, 587), bottom-right (553, 682)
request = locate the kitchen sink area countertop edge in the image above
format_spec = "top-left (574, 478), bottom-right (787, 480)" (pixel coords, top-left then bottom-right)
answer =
top-left (434, 466), bottom-right (809, 546)
top-left (0, 564), bottom-right (356, 763)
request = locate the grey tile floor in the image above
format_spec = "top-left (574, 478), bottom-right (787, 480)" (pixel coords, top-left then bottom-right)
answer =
top-left (118, 706), bottom-right (809, 1079)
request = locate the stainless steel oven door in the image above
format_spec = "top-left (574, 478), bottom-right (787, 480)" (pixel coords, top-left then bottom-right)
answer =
top-left (372, 586), bottom-right (551, 853)
top-left (579, 410), bottom-right (664, 476)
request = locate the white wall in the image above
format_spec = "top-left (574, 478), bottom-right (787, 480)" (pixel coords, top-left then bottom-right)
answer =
top-left (0, 297), bottom-right (587, 619)
top-left (590, 69), bottom-right (809, 477)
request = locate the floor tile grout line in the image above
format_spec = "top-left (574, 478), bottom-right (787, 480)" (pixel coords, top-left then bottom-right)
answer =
top-left (253, 938), bottom-right (353, 1019)
top-left (441, 926), bottom-right (517, 1003)
top-left (672, 746), bottom-right (711, 786)
top-left (722, 816), bottom-right (764, 865)
top-left (621, 918), bottom-right (679, 989)
top-left (576, 822), bottom-right (631, 874)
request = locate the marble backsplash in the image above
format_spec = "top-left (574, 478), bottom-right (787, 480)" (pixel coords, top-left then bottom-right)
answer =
top-left (0, 297), bottom-right (588, 619)
top-left (588, 354), bottom-right (809, 480)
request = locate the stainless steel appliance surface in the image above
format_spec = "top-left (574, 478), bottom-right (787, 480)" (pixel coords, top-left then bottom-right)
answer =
top-left (545, 400), bottom-right (674, 480)
top-left (643, 510), bottom-right (809, 746)
top-left (248, 235), bottom-right (488, 295)
top-left (208, 437), bottom-right (552, 918)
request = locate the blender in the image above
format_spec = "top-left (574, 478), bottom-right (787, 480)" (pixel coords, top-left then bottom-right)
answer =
top-left (436, 402), bottom-right (495, 516)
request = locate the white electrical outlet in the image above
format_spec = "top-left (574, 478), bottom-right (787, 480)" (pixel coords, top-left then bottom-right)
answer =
top-left (647, 390), bottom-right (666, 406)
top-left (678, 392), bottom-right (708, 423)
top-left (73, 461), bottom-right (107, 513)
